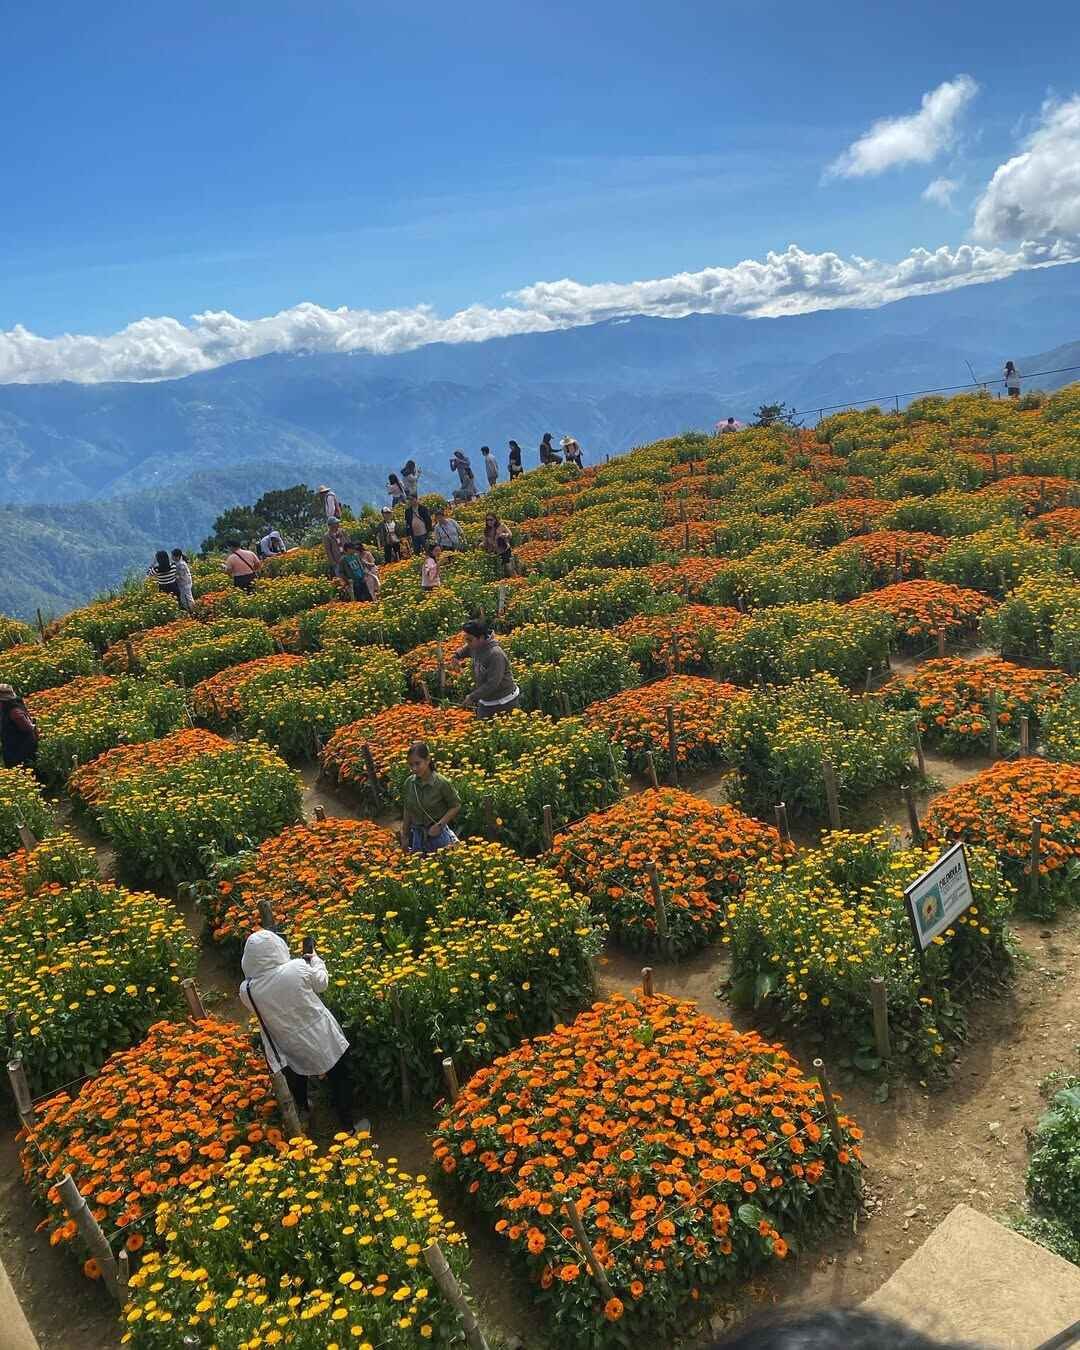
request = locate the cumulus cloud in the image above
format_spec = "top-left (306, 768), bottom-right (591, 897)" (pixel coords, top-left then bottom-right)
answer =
top-left (825, 76), bottom-right (978, 180)
top-left (1, 239), bottom-right (1077, 386)
top-left (922, 177), bottom-right (960, 208)
top-left (972, 95), bottom-right (1080, 242)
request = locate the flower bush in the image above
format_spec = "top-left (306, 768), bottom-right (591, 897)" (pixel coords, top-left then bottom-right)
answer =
top-left (196, 572), bottom-right (339, 622)
top-left (534, 527), bottom-right (662, 579)
top-left (980, 572), bottom-right (1080, 667)
top-left (53, 590), bottom-right (181, 651)
top-left (506, 568), bottom-right (678, 629)
top-left (298, 589), bottom-right (469, 653)
top-left (717, 674), bottom-right (915, 818)
top-left (583, 675), bottom-right (742, 775)
top-left (980, 474), bottom-right (1078, 516)
top-left (0, 638), bottom-right (96, 695)
top-left (0, 616), bottom-right (36, 650)
top-left (70, 730), bottom-right (302, 884)
top-left (322, 705), bottom-right (475, 805)
top-left (882, 658), bottom-right (1071, 755)
top-left (26, 676), bottom-right (187, 784)
top-left (845, 529), bottom-right (946, 581)
top-left (121, 1135), bottom-right (472, 1349)
top-left (22, 1019), bottom-right (282, 1270)
top-left (401, 640), bottom-right (474, 701)
top-left (1044, 683), bottom-right (1080, 762)
top-left (1027, 1079), bottom-right (1080, 1252)
top-left (104, 618), bottom-right (276, 683)
top-left (1, 877), bottom-right (197, 1096)
top-left (923, 759), bottom-right (1080, 916)
top-left (615, 606), bottom-right (742, 677)
top-left (644, 557), bottom-right (733, 603)
top-left (849, 579), bottom-right (996, 648)
top-left (709, 602), bottom-right (893, 688)
top-left (0, 767), bottom-right (52, 855)
top-left (433, 993), bottom-right (863, 1347)
top-left (551, 788), bottom-right (791, 955)
top-left (1026, 507), bottom-right (1080, 545)
top-left (926, 523), bottom-right (1062, 598)
top-left (190, 653), bottom-right (307, 725)
top-left (703, 540), bottom-right (868, 608)
top-left (726, 829), bottom-right (1014, 1073)
top-left (506, 625), bottom-right (640, 713)
top-left (0, 832), bottom-right (98, 919)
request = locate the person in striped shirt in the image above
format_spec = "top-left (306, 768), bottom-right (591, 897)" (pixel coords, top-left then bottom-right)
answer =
top-left (147, 550), bottom-right (181, 603)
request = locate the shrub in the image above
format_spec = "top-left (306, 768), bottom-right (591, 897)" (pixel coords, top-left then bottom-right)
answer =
top-left (704, 540), bottom-right (868, 607)
top-left (980, 474), bottom-right (1079, 516)
top-left (926, 523), bottom-right (1062, 597)
top-left (70, 730), bottom-right (302, 884)
top-left (190, 653), bottom-right (307, 726)
top-left (506, 624), bottom-right (640, 712)
top-left (849, 579), bottom-right (996, 648)
top-left (53, 590), bottom-right (180, 651)
top-left (195, 572), bottom-right (339, 622)
top-left (0, 767), bottom-right (52, 856)
top-left (710, 602), bottom-right (894, 688)
top-left (980, 572), bottom-right (1080, 666)
top-left (22, 1019), bottom-right (283, 1271)
top-left (1044, 684), bottom-right (1080, 763)
top-left (1, 878), bottom-right (197, 1096)
top-left (923, 759), bottom-right (1080, 917)
top-left (0, 638), bottom-right (96, 695)
top-left (726, 829), bottom-right (1013, 1075)
top-left (550, 788), bottom-right (791, 955)
top-left (584, 674), bottom-right (743, 776)
top-left (401, 639), bottom-right (474, 701)
top-left (718, 674), bottom-right (915, 818)
top-left (644, 556), bottom-right (735, 602)
top-left (1025, 507), bottom-right (1080, 546)
top-left (322, 704), bottom-right (475, 805)
top-left (843, 529), bottom-right (946, 582)
top-left (433, 993), bottom-right (863, 1347)
top-left (0, 616), bottom-right (37, 650)
top-left (298, 589), bottom-right (469, 652)
top-left (0, 832), bottom-right (98, 918)
top-left (122, 1136), bottom-right (472, 1348)
top-left (614, 605), bottom-right (742, 677)
top-left (1028, 1082), bottom-right (1080, 1246)
top-left (26, 676), bottom-right (187, 784)
top-left (104, 618), bottom-right (276, 683)
top-left (505, 569), bottom-right (678, 629)
top-left (535, 526), bottom-right (662, 578)
top-left (882, 658), bottom-right (1071, 755)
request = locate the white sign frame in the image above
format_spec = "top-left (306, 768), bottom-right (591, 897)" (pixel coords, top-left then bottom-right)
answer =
top-left (903, 841), bottom-right (975, 952)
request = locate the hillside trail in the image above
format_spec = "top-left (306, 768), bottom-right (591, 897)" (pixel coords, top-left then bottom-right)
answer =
top-left (4, 640), bottom-right (1077, 1349)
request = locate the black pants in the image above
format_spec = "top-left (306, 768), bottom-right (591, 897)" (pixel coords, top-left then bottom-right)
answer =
top-left (284, 1049), bottom-right (355, 1129)
top-left (383, 542), bottom-right (401, 564)
top-left (232, 573), bottom-right (256, 591)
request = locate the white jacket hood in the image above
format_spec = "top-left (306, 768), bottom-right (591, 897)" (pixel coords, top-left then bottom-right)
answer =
top-left (242, 928), bottom-right (290, 981)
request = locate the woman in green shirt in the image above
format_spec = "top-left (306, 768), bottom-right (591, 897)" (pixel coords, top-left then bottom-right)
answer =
top-left (401, 741), bottom-right (461, 853)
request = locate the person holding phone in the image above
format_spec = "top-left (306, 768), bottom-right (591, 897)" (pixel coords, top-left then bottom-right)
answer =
top-left (400, 741), bottom-right (460, 852)
top-left (239, 928), bottom-right (370, 1136)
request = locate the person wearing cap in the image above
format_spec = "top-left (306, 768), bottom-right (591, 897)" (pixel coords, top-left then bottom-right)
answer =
top-left (0, 685), bottom-right (38, 769)
top-left (434, 506), bottom-right (466, 552)
top-left (323, 520), bottom-right (346, 580)
top-left (223, 539), bottom-right (261, 591)
top-left (561, 436), bottom-right (583, 470)
top-left (317, 484), bottom-right (342, 522)
top-left (376, 507), bottom-right (402, 563)
top-left (453, 620), bottom-right (520, 718)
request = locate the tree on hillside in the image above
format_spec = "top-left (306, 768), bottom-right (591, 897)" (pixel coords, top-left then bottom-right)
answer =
top-left (252, 485), bottom-right (325, 540)
top-left (754, 402), bottom-right (802, 428)
top-left (201, 505), bottom-right (267, 554)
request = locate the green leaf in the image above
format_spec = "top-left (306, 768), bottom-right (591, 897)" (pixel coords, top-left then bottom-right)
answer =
top-left (737, 1203), bottom-right (763, 1228)
top-left (873, 1081), bottom-right (891, 1104)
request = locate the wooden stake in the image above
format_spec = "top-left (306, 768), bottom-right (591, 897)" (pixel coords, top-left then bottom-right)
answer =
top-left (124, 638), bottom-right (137, 672)
top-left (937, 628), bottom-right (946, 659)
top-left (641, 967), bottom-right (654, 998)
top-left (1019, 714), bottom-right (1030, 757)
top-left (665, 704), bottom-right (679, 787)
top-left (683, 520), bottom-right (691, 552)
top-left (1029, 818), bottom-right (1042, 905)
top-left (869, 976), bottom-right (891, 1060)
top-left (865, 665), bottom-right (875, 693)
top-left (442, 1056), bottom-right (460, 1104)
top-left (7, 1056), bottom-right (34, 1131)
top-left (644, 751), bottom-right (660, 790)
top-left (16, 823), bottom-right (38, 853)
top-left (497, 584), bottom-right (507, 616)
top-left (436, 641), bottom-right (446, 696)
top-left (270, 1068), bottom-right (305, 1140)
top-left (117, 1248), bottom-right (130, 1289)
top-left (913, 721), bottom-right (926, 778)
top-left (903, 785), bottom-right (923, 845)
top-left (418, 677), bottom-right (433, 705)
top-left (647, 861), bottom-right (670, 953)
top-left (390, 989), bottom-right (412, 1111)
top-left (988, 690), bottom-right (999, 758)
top-left (812, 1058), bottom-right (842, 1142)
top-left (361, 743), bottom-right (382, 805)
top-left (314, 804), bottom-right (327, 822)
top-left (180, 978), bottom-right (206, 1021)
top-left (424, 1242), bottom-right (490, 1350)
top-left (562, 1201), bottom-right (614, 1302)
top-left (257, 899), bottom-right (276, 931)
top-left (311, 726), bottom-right (324, 760)
top-left (821, 758), bottom-right (841, 829)
top-left (542, 803), bottom-right (554, 851)
top-left (36, 608), bottom-right (47, 642)
top-left (773, 802), bottom-right (791, 842)
top-left (57, 1174), bottom-right (121, 1300)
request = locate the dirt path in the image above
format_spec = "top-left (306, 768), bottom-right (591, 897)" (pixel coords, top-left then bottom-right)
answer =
top-left (4, 661), bottom-right (1076, 1349)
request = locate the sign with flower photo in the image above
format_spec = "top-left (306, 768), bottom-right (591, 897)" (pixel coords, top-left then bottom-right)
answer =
top-left (904, 841), bottom-right (975, 951)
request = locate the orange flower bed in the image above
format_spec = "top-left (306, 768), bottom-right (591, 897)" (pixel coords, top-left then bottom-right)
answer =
top-left (400, 640), bottom-right (473, 700)
top-left (550, 788), bottom-right (791, 954)
top-left (849, 579), bottom-right (996, 646)
top-left (584, 675), bottom-right (743, 773)
top-left (322, 702), bottom-right (475, 791)
top-left (434, 994), bottom-right (863, 1345)
top-left (923, 758), bottom-right (1080, 916)
top-left (207, 815), bottom-right (401, 941)
top-left (848, 529), bottom-right (946, 581)
top-left (1025, 507), bottom-right (1080, 545)
top-left (22, 1019), bottom-right (282, 1273)
top-left (101, 619), bottom-right (190, 673)
top-left (656, 521), bottom-right (721, 554)
top-left (643, 557), bottom-right (731, 602)
top-left (190, 653), bottom-right (306, 724)
top-left (614, 606), bottom-right (742, 676)
top-left (521, 514), bottom-right (567, 541)
top-left (980, 475), bottom-right (1077, 515)
top-left (514, 538), bottom-right (560, 569)
top-left (69, 728), bottom-right (232, 808)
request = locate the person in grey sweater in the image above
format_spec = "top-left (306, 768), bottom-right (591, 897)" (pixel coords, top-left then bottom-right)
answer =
top-left (454, 619), bottom-right (520, 718)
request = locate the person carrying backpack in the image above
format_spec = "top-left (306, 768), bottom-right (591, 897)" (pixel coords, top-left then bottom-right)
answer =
top-left (0, 685), bottom-right (38, 770)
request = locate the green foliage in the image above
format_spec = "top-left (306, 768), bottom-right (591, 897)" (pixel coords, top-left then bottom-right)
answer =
top-left (0, 638), bottom-right (97, 696)
top-left (927, 524), bottom-right (1063, 597)
top-left (0, 768), bottom-right (52, 856)
top-left (1028, 1082), bottom-right (1080, 1244)
top-left (505, 568), bottom-right (679, 629)
top-left (981, 572), bottom-right (1080, 664)
top-left (710, 602), bottom-right (893, 687)
top-left (506, 624), bottom-right (640, 713)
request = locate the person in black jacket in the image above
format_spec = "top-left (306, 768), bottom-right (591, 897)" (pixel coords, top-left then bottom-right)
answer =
top-left (405, 495), bottom-right (433, 555)
top-left (508, 440), bottom-right (524, 479)
top-left (0, 684), bottom-right (38, 769)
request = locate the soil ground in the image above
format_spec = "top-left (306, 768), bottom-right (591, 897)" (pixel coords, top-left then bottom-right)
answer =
top-left (3, 650), bottom-right (1077, 1349)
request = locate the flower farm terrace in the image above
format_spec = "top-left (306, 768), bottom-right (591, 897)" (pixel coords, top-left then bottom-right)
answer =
top-left (4, 384), bottom-right (1080, 1350)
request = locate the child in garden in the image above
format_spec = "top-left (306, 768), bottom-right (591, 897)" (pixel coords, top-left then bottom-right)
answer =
top-left (421, 542), bottom-right (442, 592)
top-left (400, 740), bottom-right (461, 852)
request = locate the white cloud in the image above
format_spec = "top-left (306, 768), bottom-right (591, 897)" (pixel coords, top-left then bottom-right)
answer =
top-left (972, 95), bottom-right (1080, 242)
top-left (922, 177), bottom-right (959, 208)
top-left (0, 240), bottom-right (1077, 386)
top-left (825, 76), bottom-right (978, 180)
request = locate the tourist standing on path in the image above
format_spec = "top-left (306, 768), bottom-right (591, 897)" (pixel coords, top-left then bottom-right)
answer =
top-left (323, 521), bottom-right (346, 580)
top-left (1004, 361), bottom-right (1021, 399)
top-left (401, 460), bottom-right (421, 498)
top-left (0, 685), bottom-right (38, 770)
top-left (538, 432), bottom-right (562, 465)
top-left (171, 549), bottom-right (195, 613)
top-left (400, 740), bottom-right (461, 853)
top-left (224, 540), bottom-right (261, 591)
top-left (434, 506), bottom-right (466, 552)
top-left (455, 619), bottom-right (521, 717)
top-left (377, 507), bottom-right (402, 562)
top-left (450, 449), bottom-right (478, 501)
top-left (239, 929), bottom-right (369, 1135)
top-left (421, 542), bottom-right (442, 592)
top-left (561, 436), bottom-right (583, 469)
top-left (406, 495), bottom-right (432, 555)
top-left (388, 473), bottom-right (407, 507)
top-left (317, 484), bottom-right (342, 523)
top-left (482, 446), bottom-right (499, 489)
top-left (508, 440), bottom-right (524, 479)
top-left (147, 550), bottom-right (181, 603)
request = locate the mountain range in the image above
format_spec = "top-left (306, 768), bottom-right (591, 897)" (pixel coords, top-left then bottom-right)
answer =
top-left (3, 261), bottom-right (1080, 619)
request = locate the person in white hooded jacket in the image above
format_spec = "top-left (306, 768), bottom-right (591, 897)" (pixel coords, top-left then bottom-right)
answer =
top-left (239, 928), bottom-right (368, 1134)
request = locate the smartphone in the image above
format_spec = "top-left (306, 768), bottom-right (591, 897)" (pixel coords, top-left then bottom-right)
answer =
top-left (302, 935), bottom-right (314, 956)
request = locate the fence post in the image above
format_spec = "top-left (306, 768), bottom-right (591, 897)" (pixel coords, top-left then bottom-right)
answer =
top-left (180, 978), bottom-right (207, 1021)
top-left (1019, 715), bottom-right (1031, 757)
top-left (644, 752), bottom-right (660, 791)
top-left (936, 628), bottom-right (946, 659)
top-left (869, 976), bottom-right (891, 1060)
top-left (562, 1201), bottom-right (615, 1303)
top-left (647, 861), bottom-right (670, 955)
top-left (497, 584), bottom-right (507, 617)
top-left (812, 1058), bottom-right (842, 1142)
top-left (313, 804), bottom-right (327, 822)
top-left (361, 743), bottom-right (382, 807)
top-left (7, 1056), bottom-right (34, 1132)
top-left (542, 804), bottom-right (554, 851)
top-left (442, 1056), bottom-right (460, 1105)
top-left (436, 641), bottom-right (446, 697)
top-left (821, 759), bottom-right (841, 829)
top-left (418, 677), bottom-right (433, 705)
top-left (36, 608), bottom-right (48, 642)
top-left (124, 638), bottom-right (138, 672)
top-left (56, 1174), bottom-right (121, 1301)
top-left (903, 785), bottom-right (923, 845)
top-left (665, 705), bottom-right (679, 787)
top-left (270, 1068), bottom-right (306, 1139)
top-left (390, 988), bottom-right (412, 1111)
top-left (16, 823), bottom-right (38, 853)
top-left (988, 691), bottom-right (999, 758)
top-left (423, 1241), bottom-right (490, 1350)
top-left (641, 967), bottom-right (654, 998)
top-left (1029, 818), bottom-right (1042, 906)
top-left (257, 899), bottom-right (276, 931)
top-left (482, 796), bottom-right (498, 841)
top-left (773, 802), bottom-right (791, 842)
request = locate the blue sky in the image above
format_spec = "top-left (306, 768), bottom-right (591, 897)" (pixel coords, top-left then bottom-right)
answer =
top-left (3, 0), bottom-right (1080, 380)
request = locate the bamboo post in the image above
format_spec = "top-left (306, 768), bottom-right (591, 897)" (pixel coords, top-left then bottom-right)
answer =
top-left (16, 823), bottom-right (38, 852)
top-left (257, 899), bottom-right (276, 931)
top-left (361, 743), bottom-right (382, 806)
top-left (869, 976), bottom-right (891, 1060)
top-left (180, 978), bottom-right (207, 1021)
top-left (562, 1202), bottom-right (614, 1302)
top-left (644, 752), bottom-right (660, 790)
top-left (7, 1056), bottom-right (34, 1132)
top-left (314, 804), bottom-right (327, 822)
top-left (865, 665), bottom-right (875, 693)
top-left (913, 719), bottom-right (926, 777)
top-left (606, 741), bottom-right (622, 788)
top-left (57, 1174), bottom-right (121, 1300)
top-left (641, 967), bottom-right (654, 998)
top-left (821, 759), bottom-right (841, 829)
top-left (418, 677), bottom-right (433, 705)
top-left (124, 638), bottom-right (137, 672)
top-left (36, 608), bottom-right (47, 642)
top-left (647, 861), bottom-right (670, 953)
top-left (117, 1248), bottom-right (130, 1290)
top-left (442, 1056), bottom-right (460, 1105)
top-left (683, 520), bottom-right (691, 552)
top-left (937, 628), bottom-right (946, 659)
top-left (812, 1058), bottom-right (842, 1142)
top-left (1019, 715), bottom-right (1031, 757)
top-left (773, 802), bottom-right (791, 842)
top-left (311, 726), bottom-right (324, 760)
top-left (270, 1068), bottom-right (306, 1139)
top-left (714, 528), bottom-right (722, 557)
top-left (423, 1242), bottom-right (490, 1350)
top-left (436, 641), bottom-right (446, 696)
top-left (558, 689), bottom-right (573, 719)
top-left (903, 785), bottom-right (923, 845)
top-left (390, 989), bottom-right (412, 1111)
top-left (1029, 818), bottom-right (1042, 905)
top-left (665, 705), bottom-right (679, 787)
top-left (4, 1010), bottom-right (17, 1052)
top-left (496, 584), bottom-right (507, 616)
top-left (542, 804), bottom-right (554, 851)
top-left (988, 690), bottom-right (999, 758)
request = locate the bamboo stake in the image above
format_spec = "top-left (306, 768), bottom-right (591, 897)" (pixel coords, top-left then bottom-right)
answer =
top-left (869, 976), bottom-right (891, 1060)
top-left (647, 861), bottom-right (670, 953)
top-left (36, 608), bottom-right (47, 642)
top-left (423, 1242), bottom-right (490, 1350)
top-left (937, 628), bottom-right (946, 659)
top-left (442, 1056), bottom-right (460, 1104)
top-left (913, 720), bottom-right (926, 777)
top-left (390, 989), bottom-right (412, 1111)
top-left (257, 899), bottom-right (276, 931)
top-left (641, 967), bottom-right (654, 998)
top-left (418, 677), bottom-right (433, 705)
top-left (314, 804), bottom-right (327, 821)
top-left (124, 638), bottom-right (137, 672)
top-left (1029, 818), bottom-right (1042, 906)
top-left (644, 752), bottom-right (660, 790)
top-left (988, 690), bottom-right (999, 758)
top-left (821, 759), bottom-right (841, 829)
top-left (903, 785), bottom-right (923, 845)
top-left (562, 1202), bottom-right (614, 1302)
top-left (57, 1174), bottom-right (121, 1300)
top-left (361, 743), bottom-right (382, 806)
top-left (436, 641), bottom-right (446, 696)
top-left (683, 520), bottom-right (691, 552)
top-left (270, 1068), bottom-right (305, 1139)
top-left (180, 978), bottom-right (207, 1021)
top-left (665, 705), bottom-right (679, 787)
top-left (542, 804), bottom-right (554, 851)
top-left (117, 1248), bottom-right (130, 1290)
top-left (497, 584), bottom-right (507, 616)
top-left (16, 823), bottom-right (38, 853)
top-left (1019, 714), bottom-right (1031, 757)
top-left (812, 1058), bottom-right (842, 1142)
top-left (7, 1056), bottom-right (34, 1131)
top-left (773, 802), bottom-right (791, 843)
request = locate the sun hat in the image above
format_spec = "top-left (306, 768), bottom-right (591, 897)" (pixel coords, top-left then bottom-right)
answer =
top-left (316, 484), bottom-right (330, 493)
top-left (0, 684), bottom-right (17, 700)
top-left (381, 506), bottom-right (393, 515)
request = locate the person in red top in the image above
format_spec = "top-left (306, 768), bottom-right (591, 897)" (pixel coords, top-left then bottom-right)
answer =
top-left (0, 685), bottom-right (38, 769)
top-left (223, 539), bottom-right (261, 591)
